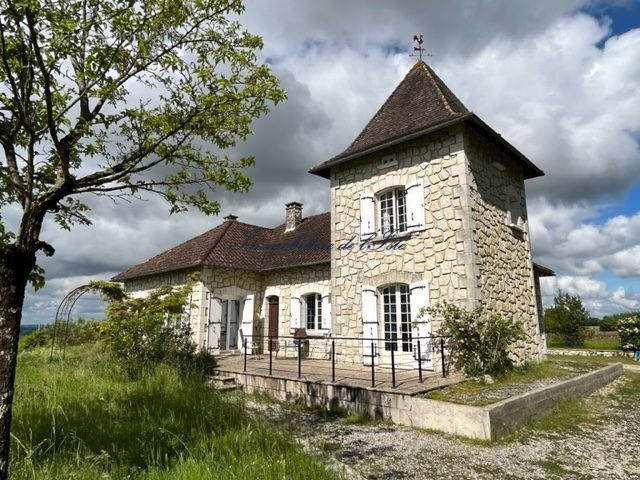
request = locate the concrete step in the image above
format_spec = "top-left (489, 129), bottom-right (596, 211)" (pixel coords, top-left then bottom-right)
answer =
top-left (216, 384), bottom-right (242, 393)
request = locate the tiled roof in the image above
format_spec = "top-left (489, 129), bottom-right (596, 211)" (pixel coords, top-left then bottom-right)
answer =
top-left (310, 60), bottom-right (544, 179)
top-left (112, 213), bottom-right (331, 281)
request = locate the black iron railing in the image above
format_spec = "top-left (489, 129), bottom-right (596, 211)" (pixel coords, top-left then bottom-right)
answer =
top-left (239, 333), bottom-right (453, 389)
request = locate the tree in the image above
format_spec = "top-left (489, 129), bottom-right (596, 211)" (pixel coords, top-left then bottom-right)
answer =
top-left (543, 291), bottom-right (589, 347)
top-left (0, 1), bottom-right (285, 476)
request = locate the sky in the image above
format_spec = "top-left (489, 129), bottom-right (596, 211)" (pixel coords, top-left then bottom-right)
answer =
top-left (11, 0), bottom-right (640, 324)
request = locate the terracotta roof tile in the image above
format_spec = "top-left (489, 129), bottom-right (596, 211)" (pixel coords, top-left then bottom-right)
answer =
top-left (310, 60), bottom-right (544, 179)
top-left (112, 213), bottom-right (331, 281)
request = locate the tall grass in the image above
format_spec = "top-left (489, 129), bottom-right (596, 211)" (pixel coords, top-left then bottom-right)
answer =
top-left (10, 343), bottom-right (336, 479)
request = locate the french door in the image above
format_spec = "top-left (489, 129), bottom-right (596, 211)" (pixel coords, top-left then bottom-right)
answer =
top-left (380, 284), bottom-right (413, 368)
top-left (207, 297), bottom-right (241, 352)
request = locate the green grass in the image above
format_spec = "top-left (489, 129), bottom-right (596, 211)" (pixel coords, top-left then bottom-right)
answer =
top-left (424, 361), bottom-right (575, 406)
top-left (546, 331), bottom-right (621, 350)
top-left (9, 343), bottom-right (338, 480)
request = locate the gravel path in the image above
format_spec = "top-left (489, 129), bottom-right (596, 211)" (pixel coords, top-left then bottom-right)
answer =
top-left (248, 373), bottom-right (640, 480)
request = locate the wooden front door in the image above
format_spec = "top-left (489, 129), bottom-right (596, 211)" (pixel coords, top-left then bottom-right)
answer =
top-left (268, 296), bottom-right (279, 351)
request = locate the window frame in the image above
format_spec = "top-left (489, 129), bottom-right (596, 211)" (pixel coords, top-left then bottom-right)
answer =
top-left (303, 293), bottom-right (323, 331)
top-left (376, 186), bottom-right (408, 236)
top-left (381, 284), bottom-right (412, 353)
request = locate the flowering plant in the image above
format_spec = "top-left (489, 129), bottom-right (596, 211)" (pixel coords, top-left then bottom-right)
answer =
top-left (617, 315), bottom-right (640, 351)
top-left (425, 302), bottom-right (525, 377)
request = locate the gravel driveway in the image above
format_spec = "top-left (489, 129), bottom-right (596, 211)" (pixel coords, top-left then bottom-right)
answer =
top-left (247, 372), bottom-right (640, 480)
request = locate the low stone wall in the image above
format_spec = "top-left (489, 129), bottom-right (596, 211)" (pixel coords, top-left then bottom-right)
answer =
top-left (487, 363), bottom-right (623, 440)
top-left (222, 363), bottom-right (623, 440)
top-left (547, 347), bottom-right (633, 358)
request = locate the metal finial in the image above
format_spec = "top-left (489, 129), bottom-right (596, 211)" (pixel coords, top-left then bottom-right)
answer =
top-left (410, 34), bottom-right (432, 61)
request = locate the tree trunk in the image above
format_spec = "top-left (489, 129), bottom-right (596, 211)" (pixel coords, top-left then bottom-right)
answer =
top-left (0, 247), bottom-right (34, 480)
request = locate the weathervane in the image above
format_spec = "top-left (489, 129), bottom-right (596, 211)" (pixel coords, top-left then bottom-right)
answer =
top-left (410, 34), bottom-right (432, 61)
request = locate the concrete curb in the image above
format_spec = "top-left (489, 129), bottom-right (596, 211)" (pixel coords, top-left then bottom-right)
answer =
top-left (223, 363), bottom-right (624, 441)
top-left (484, 363), bottom-right (623, 440)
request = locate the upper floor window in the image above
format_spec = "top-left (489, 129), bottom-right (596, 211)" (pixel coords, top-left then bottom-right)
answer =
top-left (378, 188), bottom-right (407, 235)
top-left (360, 180), bottom-right (424, 238)
top-left (304, 293), bottom-right (323, 330)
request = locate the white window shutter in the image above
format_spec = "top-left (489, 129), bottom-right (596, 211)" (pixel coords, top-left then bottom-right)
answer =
top-left (320, 294), bottom-right (331, 332)
top-left (361, 285), bottom-right (378, 365)
top-left (240, 294), bottom-right (254, 354)
top-left (410, 281), bottom-right (432, 368)
top-left (405, 180), bottom-right (425, 231)
top-left (360, 192), bottom-right (376, 237)
top-left (290, 296), bottom-right (301, 332)
top-left (207, 296), bottom-right (222, 353)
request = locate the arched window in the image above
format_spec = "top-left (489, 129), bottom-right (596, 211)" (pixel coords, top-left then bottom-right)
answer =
top-left (303, 293), bottom-right (323, 331)
top-left (382, 284), bottom-right (412, 352)
top-left (378, 187), bottom-right (407, 234)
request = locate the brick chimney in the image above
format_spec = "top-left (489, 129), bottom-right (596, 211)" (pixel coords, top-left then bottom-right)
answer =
top-left (285, 202), bottom-right (303, 232)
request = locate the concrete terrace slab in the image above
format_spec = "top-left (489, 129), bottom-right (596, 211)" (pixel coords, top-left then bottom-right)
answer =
top-left (216, 354), bottom-right (462, 395)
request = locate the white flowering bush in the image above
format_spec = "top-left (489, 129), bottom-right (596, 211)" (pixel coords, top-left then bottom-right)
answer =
top-left (617, 315), bottom-right (640, 351)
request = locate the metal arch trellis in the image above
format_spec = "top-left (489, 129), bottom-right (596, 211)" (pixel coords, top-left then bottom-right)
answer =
top-left (49, 284), bottom-right (93, 362)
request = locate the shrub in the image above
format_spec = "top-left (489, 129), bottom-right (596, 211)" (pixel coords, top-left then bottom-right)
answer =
top-left (20, 318), bottom-right (103, 351)
top-left (601, 311), bottom-right (640, 332)
top-left (426, 302), bottom-right (525, 377)
top-left (617, 315), bottom-right (640, 351)
top-left (102, 282), bottom-right (215, 377)
top-left (543, 291), bottom-right (589, 347)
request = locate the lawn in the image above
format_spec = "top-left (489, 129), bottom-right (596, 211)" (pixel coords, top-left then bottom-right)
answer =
top-left (546, 328), bottom-right (621, 350)
top-left (9, 343), bottom-right (337, 480)
top-left (423, 358), bottom-right (603, 406)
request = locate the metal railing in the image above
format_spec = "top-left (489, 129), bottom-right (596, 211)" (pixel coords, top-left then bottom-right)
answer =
top-left (239, 333), bottom-right (453, 389)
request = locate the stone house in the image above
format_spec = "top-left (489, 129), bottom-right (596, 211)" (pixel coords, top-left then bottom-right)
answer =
top-left (113, 61), bottom-right (553, 370)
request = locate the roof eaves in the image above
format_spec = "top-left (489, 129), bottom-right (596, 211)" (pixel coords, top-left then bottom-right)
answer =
top-left (309, 114), bottom-right (472, 178)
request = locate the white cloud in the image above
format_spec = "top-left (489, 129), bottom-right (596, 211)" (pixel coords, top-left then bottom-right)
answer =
top-left (9, 2), bottom-right (640, 322)
top-left (541, 275), bottom-right (640, 317)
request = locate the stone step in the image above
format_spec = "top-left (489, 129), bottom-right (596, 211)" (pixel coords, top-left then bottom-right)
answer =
top-left (216, 384), bottom-right (242, 393)
top-left (208, 375), bottom-right (236, 386)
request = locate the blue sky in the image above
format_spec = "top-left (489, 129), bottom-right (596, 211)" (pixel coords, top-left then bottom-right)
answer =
top-left (10, 0), bottom-right (640, 324)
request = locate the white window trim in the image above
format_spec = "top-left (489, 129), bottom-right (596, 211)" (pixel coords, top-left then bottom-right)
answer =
top-left (376, 186), bottom-right (408, 237)
top-left (303, 292), bottom-right (324, 333)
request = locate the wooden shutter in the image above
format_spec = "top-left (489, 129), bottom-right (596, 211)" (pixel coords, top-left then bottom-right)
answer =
top-left (360, 192), bottom-right (376, 237)
top-left (361, 285), bottom-right (378, 365)
top-left (320, 294), bottom-right (331, 332)
top-left (207, 296), bottom-right (222, 353)
top-left (405, 180), bottom-right (425, 231)
top-left (290, 296), bottom-right (301, 332)
top-left (410, 280), bottom-right (432, 368)
top-left (240, 294), bottom-right (254, 354)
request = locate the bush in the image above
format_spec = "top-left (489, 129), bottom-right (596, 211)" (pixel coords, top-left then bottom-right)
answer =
top-left (543, 291), bottom-right (589, 347)
top-left (20, 317), bottom-right (103, 351)
top-left (102, 282), bottom-right (216, 377)
top-left (426, 302), bottom-right (525, 377)
top-left (617, 315), bottom-right (640, 351)
top-left (601, 311), bottom-right (640, 332)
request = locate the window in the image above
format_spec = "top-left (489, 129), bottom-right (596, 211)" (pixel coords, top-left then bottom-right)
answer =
top-left (382, 284), bottom-right (412, 352)
top-left (304, 293), bottom-right (323, 330)
top-left (378, 188), bottom-right (407, 235)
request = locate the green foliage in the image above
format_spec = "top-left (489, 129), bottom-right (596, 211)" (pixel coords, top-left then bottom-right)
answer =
top-left (102, 282), bottom-right (215, 377)
top-left (0, 0), bottom-right (286, 288)
top-left (19, 317), bottom-right (103, 351)
top-left (601, 311), bottom-right (639, 332)
top-left (617, 315), bottom-right (640, 351)
top-left (10, 344), bottom-right (336, 479)
top-left (543, 291), bottom-right (589, 347)
top-left (87, 280), bottom-right (128, 302)
top-left (426, 302), bottom-right (525, 377)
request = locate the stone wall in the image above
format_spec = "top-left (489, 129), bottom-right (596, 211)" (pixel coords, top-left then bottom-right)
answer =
top-left (330, 126), bottom-right (475, 364)
top-left (123, 264), bottom-right (331, 353)
top-left (463, 125), bottom-right (541, 361)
